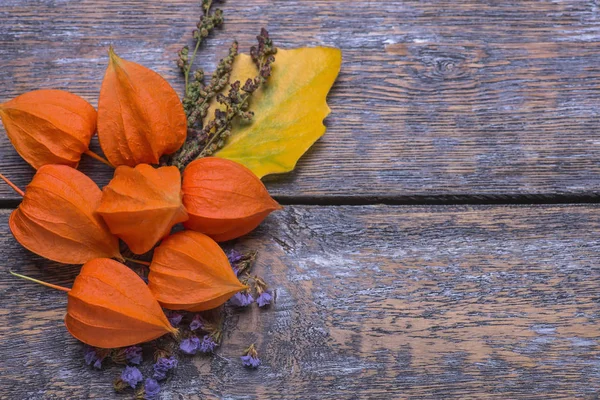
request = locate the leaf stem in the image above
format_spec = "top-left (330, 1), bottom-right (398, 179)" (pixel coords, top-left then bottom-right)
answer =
top-left (0, 173), bottom-right (24, 197)
top-left (84, 150), bottom-right (114, 168)
top-left (124, 257), bottom-right (151, 267)
top-left (10, 270), bottom-right (70, 292)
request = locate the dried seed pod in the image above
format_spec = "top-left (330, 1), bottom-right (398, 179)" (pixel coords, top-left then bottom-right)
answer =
top-left (148, 231), bottom-right (247, 311)
top-left (0, 90), bottom-right (96, 169)
top-left (96, 164), bottom-right (189, 254)
top-left (97, 47), bottom-right (187, 167)
top-left (8, 165), bottom-right (122, 264)
top-left (11, 259), bottom-right (178, 348)
top-left (67, 258), bottom-right (178, 348)
top-left (182, 158), bottom-right (281, 242)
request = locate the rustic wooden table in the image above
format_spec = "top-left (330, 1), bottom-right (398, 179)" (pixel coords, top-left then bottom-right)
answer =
top-left (2, 1), bottom-right (600, 399)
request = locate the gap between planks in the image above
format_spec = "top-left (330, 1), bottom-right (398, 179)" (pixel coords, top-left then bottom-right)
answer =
top-left (1, 194), bottom-right (600, 209)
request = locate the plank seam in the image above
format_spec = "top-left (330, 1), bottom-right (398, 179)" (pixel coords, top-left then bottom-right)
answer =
top-left (2, 194), bottom-right (600, 209)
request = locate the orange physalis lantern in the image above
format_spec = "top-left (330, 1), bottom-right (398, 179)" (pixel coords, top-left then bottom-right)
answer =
top-left (0, 90), bottom-right (97, 169)
top-left (148, 231), bottom-right (247, 311)
top-left (97, 47), bottom-right (187, 167)
top-left (6, 165), bottom-right (122, 264)
top-left (182, 157), bottom-right (282, 242)
top-left (66, 258), bottom-right (178, 348)
top-left (11, 258), bottom-right (178, 348)
top-left (96, 164), bottom-right (188, 254)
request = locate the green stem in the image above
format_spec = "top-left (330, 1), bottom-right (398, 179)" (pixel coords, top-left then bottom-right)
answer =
top-left (10, 270), bottom-right (70, 292)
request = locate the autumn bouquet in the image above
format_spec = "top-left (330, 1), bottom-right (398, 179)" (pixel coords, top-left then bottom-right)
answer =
top-left (0, 0), bottom-right (340, 398)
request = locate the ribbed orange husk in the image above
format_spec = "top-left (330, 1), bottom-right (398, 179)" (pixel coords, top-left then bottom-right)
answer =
top-left (97, 47), bottom-right (187, 167)
top-left (0, 90), bottom-right (96, 169)
top-left (9, 165), bottom-right (122, 264)
top-left (182, 158), bottom-right (282, 242)
top-left (96, 164), bottom-right (188, 254)
top-left (66, 258), bottom-right (178, 348)
top-left (148, 231), bottom-right (247, 311)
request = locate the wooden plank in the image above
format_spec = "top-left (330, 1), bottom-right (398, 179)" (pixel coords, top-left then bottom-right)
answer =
top-left (2, 1), bottom-right (600, 200)
top-left (2, 204), bottom-right (600, 398)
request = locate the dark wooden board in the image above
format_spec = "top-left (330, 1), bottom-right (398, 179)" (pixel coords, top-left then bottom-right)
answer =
top-left (2, 1), bottom-right (600, 201)
top-left (2, 204), bottom-right (600, 399)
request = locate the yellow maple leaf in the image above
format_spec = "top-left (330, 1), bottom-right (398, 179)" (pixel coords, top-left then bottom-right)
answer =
top-left (212, 47), bottom-right (342, 178)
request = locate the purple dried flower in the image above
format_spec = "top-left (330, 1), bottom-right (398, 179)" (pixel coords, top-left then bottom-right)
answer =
top-left (241, 343), bottom-right (261, 369)
top-left (241, 355), bottom-right (261, 368)
top-left (83, 346), bottom-right (96, 365)
top-left (153, 369), bottom-right (167, 382)
top-left (257, 291), bottom-right (272, 307)
top-left (121, 366), bottom-right (143, 389)
top-left (199, 335), bottom-right (217, 353)
top-left (230, 292), bottom-right (254, 307)
top-left (144, 378), bottom-right (160, 399)
top-left (83, 346), bottom-right (103, 369)
top-left (227, 249), bottom-right (243, 264)
top-left (189, 314), bottom-right (204, 331)
top-left (168, 312), bottom-right (183, 327)
top-left (179, 337), bottom-right (200, 355)
top-left (124, 345), bottom-right (143, 365)
top-left (153, 356), bottom-right (178, 381)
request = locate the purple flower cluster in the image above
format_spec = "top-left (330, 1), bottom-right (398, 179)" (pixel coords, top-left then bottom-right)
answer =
top-left (179, 335), bottom-right (217, 355)
top-left (241, 354), bottom-right (261, 368)
top-left (230, 292), bottom-right (254, 307)
top-left (153, 356), bottom-right (178, 381)
top-left (83, 346), bottom-right (103, 370)
top-left (199, 335), bottom-right (217, 353)
top-left (121, 366), bottom-right (143, 389)
top-left (227, 249), bottom-right (243, 264)
top-left (257, 290), bottom-right (272, 308)
top-left (144, 378), bottom-right (160, 399)
top-left (179, 337), bottom-right (201, 355)
top-left (124, 345), bottom-right (143, 365)
top-left (189, 314), bottom-right (204, 331)
top-left (241, 343), bottom-right (261, 369)
top-left (168, 312), bottom-right (183, 327)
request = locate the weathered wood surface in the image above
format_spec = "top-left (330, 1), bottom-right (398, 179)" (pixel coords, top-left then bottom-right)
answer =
top-left (2, 1), bottom-right (600, 201)
top-left (2, 205), bottom-right (600, 399)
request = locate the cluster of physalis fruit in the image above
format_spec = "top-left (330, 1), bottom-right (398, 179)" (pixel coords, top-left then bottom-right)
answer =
top-left (0, 45), bottom-right (279, 397)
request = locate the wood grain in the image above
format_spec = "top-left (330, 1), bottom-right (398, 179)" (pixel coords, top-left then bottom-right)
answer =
top-left (2, 204), bottom-right (600, 399)
top-left (2, 1), bottom-right (600, 200)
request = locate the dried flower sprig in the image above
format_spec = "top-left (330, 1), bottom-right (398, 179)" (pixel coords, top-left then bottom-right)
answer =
top-left (178, 0), bottom-right (224, 98)
top-left (185, 40), bottom-right (238, 128)
top-left (254, 276), bottom-right (273, 307)
top-left (229, 250), bottom-right (258, 276)
top-left (241, 343), bottom-right (261, 368)
top-left (171, 28), bottom-right (277, 170)
top-left (196, 28), bottom-right (277, 159)
top-left (141, 378), bottom-right (161, 399)
top-left (121, 366), bottom-right (144, 389)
